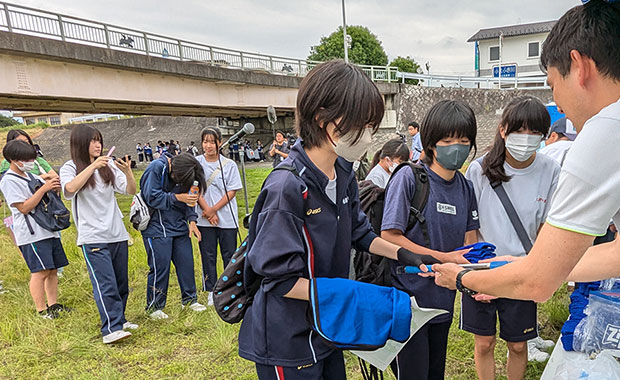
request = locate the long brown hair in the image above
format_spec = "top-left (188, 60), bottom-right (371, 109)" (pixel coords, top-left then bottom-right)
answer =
top-left (70, 125), bottom-right (115, 189)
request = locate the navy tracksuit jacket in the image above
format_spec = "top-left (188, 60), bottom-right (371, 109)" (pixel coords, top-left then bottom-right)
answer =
top-left (238, 140), bottom-right (378, 367)
top-left (140, 153), bottom-right (199, 309)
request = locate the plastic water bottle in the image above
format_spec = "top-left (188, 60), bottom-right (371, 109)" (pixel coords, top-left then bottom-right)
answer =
top-left (188, 180), bottom-right (199, 207)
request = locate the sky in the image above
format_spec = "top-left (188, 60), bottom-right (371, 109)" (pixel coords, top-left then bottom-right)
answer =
top-left (17, 0), bottom-right (579, 75)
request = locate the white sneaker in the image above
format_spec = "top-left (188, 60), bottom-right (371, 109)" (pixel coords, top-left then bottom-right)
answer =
top-left (102, 330), bottom-right (132, 344)
top-left (149, 310), bottom-right (169, 320)
top-left (123, 321), bottom-right (139, 330)
top-left (207, 292), bottom-right (214, 306)
top-left (527, 341), bottom-right (550, 362)
top-left (182, 302), bottom-right (207, 312)
top-left (530, 336), bottom-right (555, 350)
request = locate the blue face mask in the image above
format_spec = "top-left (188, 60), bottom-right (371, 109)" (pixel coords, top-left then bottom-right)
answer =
top-left (435, 144), bottom-right (471, 170)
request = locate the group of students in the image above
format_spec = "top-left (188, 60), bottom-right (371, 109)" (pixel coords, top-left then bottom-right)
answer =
top-left (360, 96), bottom-right (562, 379)
top-left (234, 56), bottom-right (583, 380)
top-left (0, 124), bottom-right (242, 344)
top-left (0, 62), bottom-right (569, 375)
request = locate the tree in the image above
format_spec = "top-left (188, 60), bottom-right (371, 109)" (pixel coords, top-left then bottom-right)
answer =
top-left (389, 56), bottom-right (421, 85)
top-left (308, 26), bottom-right (388, 66)
top-left (0, 115), bottom-right (19, 128)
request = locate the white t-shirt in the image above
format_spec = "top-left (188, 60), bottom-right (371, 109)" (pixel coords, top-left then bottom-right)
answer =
top-left (0, 169), bottom-right (60, 246)
top-left (539, 140), bottom-right (573, 166)
top-left (59, 160), bottom-right (129, 245)
top-left (465, 153), bottom-right (561, 257)
top-left (365, 164), bottom-right (391, 189)
top-left (547, 98), bottom-right (620, 236)
top-left (195, 155), bottom-right (242, 229)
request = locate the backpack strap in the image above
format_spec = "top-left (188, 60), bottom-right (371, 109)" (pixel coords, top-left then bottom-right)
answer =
top-left (387, 162), bottom-right (431, 247)
top-left (491, 181), bottom-right (533, 253)
top-left (5, 172), bottom-right (37, 235)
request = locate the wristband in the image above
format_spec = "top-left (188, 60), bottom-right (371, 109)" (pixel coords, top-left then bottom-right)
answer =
top-left (397, 247), bottom-right (441, 267)
top-left (456, 269), bottom-right (478, 296)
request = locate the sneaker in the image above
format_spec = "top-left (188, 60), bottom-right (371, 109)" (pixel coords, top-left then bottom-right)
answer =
top-left (527, 341), bottom-right (550, 362)
top-left (207, 292), bottom-right (214, 307)
top-left (530, 336), bottom-right (555, 350)
top-left (149, 310), bottom-right (169, 320)
top-left (123, 321), bottom-right (139, 330)
top-left (182, 302), bottom-right (207, 312)
top-left (38, 310), bottom-right (53, 320)
top-left (102, 330), bottom-right (132, 344)
top-left (48, 303), bottom-right (73, 313)
top-left (0, 281), bottom-right (6, 295)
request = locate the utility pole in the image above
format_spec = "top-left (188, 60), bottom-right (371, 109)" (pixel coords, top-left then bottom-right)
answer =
top-left (342, 0), bottom-right (348, 63)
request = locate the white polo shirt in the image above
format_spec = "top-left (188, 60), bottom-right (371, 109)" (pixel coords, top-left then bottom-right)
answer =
top-left (547, 98), bottom-right (620, 236)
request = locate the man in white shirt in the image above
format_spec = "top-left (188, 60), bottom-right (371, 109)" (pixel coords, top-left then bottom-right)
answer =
top-left (539, 117), bottom-right (576, 166)
top-left (433, 1), bottom-right (620, 301)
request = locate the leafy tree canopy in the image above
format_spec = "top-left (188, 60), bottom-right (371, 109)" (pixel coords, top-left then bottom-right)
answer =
top-left (389, 56), bottom-right (421, 84)
top-left (308, 25), bottom-right (388, 66)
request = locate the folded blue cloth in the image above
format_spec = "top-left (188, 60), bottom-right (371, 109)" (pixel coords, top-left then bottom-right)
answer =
top-left (309, 277), bottom-right (412, 350)
top-left (458, 242), bottom-right (497, 263)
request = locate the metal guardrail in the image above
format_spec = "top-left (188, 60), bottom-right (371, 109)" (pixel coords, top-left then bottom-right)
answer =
top-left (0, 2), bottom-right (397, 83)
top-left (397, 71), bottom-right (549, 90)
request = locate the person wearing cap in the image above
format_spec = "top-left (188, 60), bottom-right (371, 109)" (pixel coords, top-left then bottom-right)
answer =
top-left (539, 117), bottom-right (577, 166)
top-left (432, 1), bottom-right (620, 303)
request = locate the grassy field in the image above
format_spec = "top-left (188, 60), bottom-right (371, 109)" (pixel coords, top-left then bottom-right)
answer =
top-left (0, 166), bottom-right (569, 379)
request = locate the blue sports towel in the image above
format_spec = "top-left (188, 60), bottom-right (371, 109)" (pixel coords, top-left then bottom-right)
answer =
top-left (309, 277), bottom-right (412, 350)
top-left (561, 281), bottom-right (603, 351)
top-left (458, 242), bottom-right (497, 263)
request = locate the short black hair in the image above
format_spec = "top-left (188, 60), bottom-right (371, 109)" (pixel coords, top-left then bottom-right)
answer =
top-left (295, 60), bottom-right (384, 149)
top-left (6, 129), bottom-right (34, 145)
top-left (482, 95), bottom-right (550, 184)
top-left (408, 121), bottom-right (419, 129)
top-left (3, 140), bottom-right (37, 162)
top-left (420, 100), bottom-right (477, 166)
top-left (541, 1), bottom-right (620, 79)
top-left (275, 130), bottom-right (284, 137)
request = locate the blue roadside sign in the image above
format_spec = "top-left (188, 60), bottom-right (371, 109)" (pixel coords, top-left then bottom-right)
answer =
top-left (493, 64), bottom-right (517, 78)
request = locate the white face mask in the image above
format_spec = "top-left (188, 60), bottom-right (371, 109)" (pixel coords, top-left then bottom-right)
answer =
top-left (333, 128), bottom-right (373, 163)
top-left (505, 133), bottom-right (543, 162)
top-left (17, 160), bottom-right (35, 172)
top-left (386, 158), bottom-right (399, 173)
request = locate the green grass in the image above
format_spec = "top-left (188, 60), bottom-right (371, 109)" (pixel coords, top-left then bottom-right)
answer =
top-left (0, 166), bottom-right (568, 379)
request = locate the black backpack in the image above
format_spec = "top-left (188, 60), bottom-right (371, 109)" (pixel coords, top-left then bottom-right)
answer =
top-left (6, 173), bottom-right (71, 234)
top-left (353, 162), bottom-right (430, 286)
top-left (213, 165), bottom-right (301, 324)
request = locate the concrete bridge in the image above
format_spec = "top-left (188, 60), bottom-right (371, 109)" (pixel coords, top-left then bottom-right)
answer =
top-left (0, 2), bottom-right (398, 120)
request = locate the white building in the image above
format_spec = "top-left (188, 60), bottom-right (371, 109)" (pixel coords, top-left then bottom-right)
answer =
top-left (468, 20), bottom-right (556, 87)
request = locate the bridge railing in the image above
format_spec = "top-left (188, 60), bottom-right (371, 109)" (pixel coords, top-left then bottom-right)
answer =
top-left (397, 71), bottom-right (549, 90)
top-left (0, 2), bottom-right (397, 82)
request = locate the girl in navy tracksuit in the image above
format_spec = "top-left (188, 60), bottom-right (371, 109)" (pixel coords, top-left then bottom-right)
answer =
top-left (238, 60), bottom-right (441, 380)
top-left (140, 152), bottom-right (206, 319)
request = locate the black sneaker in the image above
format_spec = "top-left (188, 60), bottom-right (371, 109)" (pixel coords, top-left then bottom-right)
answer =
top-left (38, 310), bottom-right (53, 320)
top-left (47, 303), bottom-right (72, 318)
